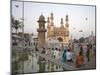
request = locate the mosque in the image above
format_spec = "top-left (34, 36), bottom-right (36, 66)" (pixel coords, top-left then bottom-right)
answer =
top-left (47, 13), bottom-right (70, 45)
top-left (37, 13), bottom-right (70, 48)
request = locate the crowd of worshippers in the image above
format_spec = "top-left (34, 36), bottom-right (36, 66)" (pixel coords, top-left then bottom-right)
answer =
top-left (37, 43), bottom-right (95, 68)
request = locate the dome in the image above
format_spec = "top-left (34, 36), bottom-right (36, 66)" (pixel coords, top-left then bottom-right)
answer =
top-left (39, 14), bottom-right (45, 21)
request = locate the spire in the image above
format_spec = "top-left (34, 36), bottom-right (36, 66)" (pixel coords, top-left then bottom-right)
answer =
top-left (61, 18), bottom-right (64, 27)
top-left (47, 17), bottom-right (50, 27)
top-left (65, 14), bottom-right (69, 27)
top-left (50, 12), bottom-right (54, 26)
top-left (61, 18), bottom-right (63, 25)
top-left (51, 13), bottom-right (54, 20)
top-left (66, 14), bottom-right (68, 21)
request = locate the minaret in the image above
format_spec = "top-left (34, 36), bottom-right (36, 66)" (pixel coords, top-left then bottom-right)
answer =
top-left (47, 17), bottom-right (50, 27)
top-left (65, 15), bottom-right (69, 34)
top-left (60, 18), bottom-right (64, 27)
top-left (65, 14), bottom-right (69, 44)
top-left (37, 14), bottom-right (47, 48)
top-left (50, 13), bottom-right (54, 26)
top-left (65, 14), bottom-right (69, 27)
top-left (47, 17), bottom-right (50, 38)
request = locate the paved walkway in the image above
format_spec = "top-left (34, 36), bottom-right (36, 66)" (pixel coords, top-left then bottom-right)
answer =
top-left (13, 45), bottom-right (96, 74)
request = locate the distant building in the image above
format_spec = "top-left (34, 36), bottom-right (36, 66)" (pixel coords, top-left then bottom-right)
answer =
top-left (88, 31), bottom-right (96, 45)
top-left (47, 13), bottom-right (70, 46)
top-left (32, 35), bottom-right (39, 47)
top-left (46, 38), bottom-right (61, 49)
top-left (24, 33), bottom-right (32, 46)
top-left (12, 32), bottom-right (33, 47)
top-left (12, 33), bottom-right (22, 46)
top-left (84, 31), bottom-right (96, 45)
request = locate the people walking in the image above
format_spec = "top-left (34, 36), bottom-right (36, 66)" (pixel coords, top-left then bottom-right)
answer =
top-left (66, 49), bottom-right (73, 62)
top-left (86, 44), bottom-right (91, 62)
top-left (80, 44), bottom-right (83, 55)
top-left (51, 48), bottom-right (54, 58)
top-left (46, 48), bottom-right (50, 56)
top-left (55, 48), bottom-right (60, 60)
top-left (93, 44), bottom-right (96, 56)
top-left (53, 48), bottom-right (56, 58)
top-left (75, 51), bottom-right (84, 68)
top-left (41, 47), bottom-right (46, 54)
top-left (38, 47), bottom-right (46, 72)
top-left (61, 49), bottom-right (67, 63)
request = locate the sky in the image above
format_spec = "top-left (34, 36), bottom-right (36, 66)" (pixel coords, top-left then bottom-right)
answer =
top-left (12, 1), bottom-right (96, 39)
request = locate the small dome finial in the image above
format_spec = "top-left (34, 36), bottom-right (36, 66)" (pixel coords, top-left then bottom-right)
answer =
top-left (51, 12), bottom-right (54, 20)
top-left (39, 14), bottom-right (45, 21)
top-left (66, 14), bottom-right (68, 21)
top-left (61, 18), bottom-right (63, 24)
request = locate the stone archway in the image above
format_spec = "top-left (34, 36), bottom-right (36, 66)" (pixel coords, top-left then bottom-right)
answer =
top-left (57, 37), bottom-right (63, 42)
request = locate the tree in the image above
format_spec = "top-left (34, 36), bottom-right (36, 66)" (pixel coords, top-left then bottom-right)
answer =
top-left (12, 17), bottom-right (22, 34)
top-left (79, 37), bottom-right (85, 43)
top-left (73, 39), bottom-right (79, 43)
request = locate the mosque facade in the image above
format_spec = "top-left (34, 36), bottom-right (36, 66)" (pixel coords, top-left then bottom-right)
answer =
top-left (47, 13), bottom-right (70, 45)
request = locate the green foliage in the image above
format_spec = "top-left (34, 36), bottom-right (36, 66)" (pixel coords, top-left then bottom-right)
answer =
top-left (73, 39), bottom-right (79, 43)
top-left (79, 37), bottom-right (85, 43)
top-left (11, 17), bottom-right (22, 33)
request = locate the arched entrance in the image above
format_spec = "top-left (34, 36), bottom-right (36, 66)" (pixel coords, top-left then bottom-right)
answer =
top-left (57, 37), bottom-right (63, 42)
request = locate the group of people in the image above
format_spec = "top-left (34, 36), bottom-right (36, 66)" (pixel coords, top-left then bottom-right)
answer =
top-left (41, 46), bottom-right (84, 68)
top-left (45, 47), bottom-right (74, 62)
top-left (46, 48), bottom-right (61, 60)
top-left (61, 43), bottom-right (95, 68)
top-left (62, 48), bottom-right (73, 63)
top-left (61, 45), bottom-right (84, 68)
top-left (39, 43), bottom-right (96, 68)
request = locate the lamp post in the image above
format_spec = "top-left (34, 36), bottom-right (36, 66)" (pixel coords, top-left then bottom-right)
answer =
top-left (14, 3), bottom-right (23, 73)
top-left (17, 1), bottom-right (24, 73)
top-left (14, 4), bottom-right (19, 74)
top-left (13, 1), bottom-right (24, 73)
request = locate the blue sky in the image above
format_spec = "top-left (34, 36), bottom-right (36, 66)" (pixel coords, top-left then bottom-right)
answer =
top-left (12, 1), bottom-right (96, 39)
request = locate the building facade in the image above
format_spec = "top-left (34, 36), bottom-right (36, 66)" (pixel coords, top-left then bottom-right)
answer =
top-left (47, 13), bottom-right (70, 45)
